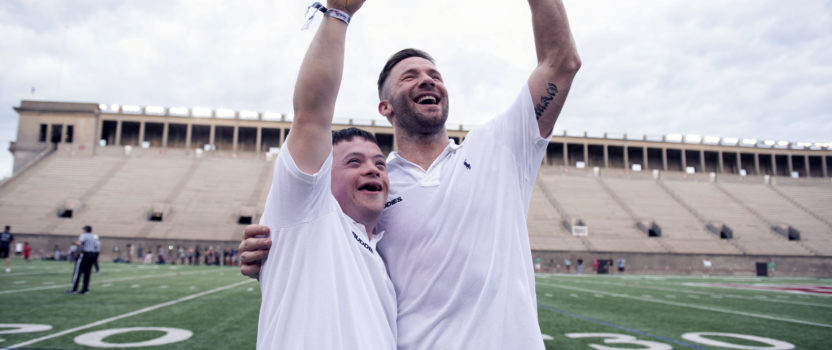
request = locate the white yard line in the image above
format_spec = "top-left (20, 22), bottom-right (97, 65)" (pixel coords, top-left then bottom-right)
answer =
top-left (5, 279), bottom-right (254, 349)
top-left (557, 278), bottom-right (832, 308)
top-left (538, 282), bottom-right (832, 329)
top-left (0, 270), bottom-right (210, 295)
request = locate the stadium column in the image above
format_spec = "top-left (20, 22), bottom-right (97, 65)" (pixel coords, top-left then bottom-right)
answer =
top-left (162, 122), bottom-right (169, 148)
top-left (680, 147), bottom-right (687, 171)
top-left (786, 152), bottom-right (793, 176)
top-left (115, 120), bottom-right (122, 146)
top-left (233, 125), bottom-right (239, 152)
top-left (754, 152), bottom-right (760, 175)
top-left (138, 121), bottom-right (146, 147)
top-left (822, 155), bottom-right (828, 178)
top-left (642, 147), bottom-right (648, 170)
top-left (623, 143), bottom-right (629, 170)
top-left (209, 125), bottom-right (216, 150)
top-left (255, 126), bottom-right (262, 154)
top-left (662, 147), bottom-right (668, 171)
top-left (603, 142), bottom-right (609, 168)
top-left (771, 153), bottom-right (778, 176)
top-left (803, 154), bottom-right (810, 177)
top-left (718, 151), bottom-right (724, 174)
top-left (583, 140), bottom-right (588, 167)
top-left (185, 122), bottom-right (192, 149)
top-left (562, 142), bottom-right (567, 168)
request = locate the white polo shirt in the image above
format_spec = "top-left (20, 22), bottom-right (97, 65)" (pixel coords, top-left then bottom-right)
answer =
top-left (257, 145), bottom-right (397, 349)
top-left (378, 85), bottom-right (548, 350)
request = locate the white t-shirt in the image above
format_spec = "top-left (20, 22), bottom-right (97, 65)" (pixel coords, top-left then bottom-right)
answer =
top-left (257, 144), bottom-right (397, 349)
top-left (378, 85), bottom-right (548, 349)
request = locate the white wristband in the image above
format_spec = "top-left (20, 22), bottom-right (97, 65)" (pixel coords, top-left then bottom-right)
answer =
top-left (301, 2), bottom-right (350, 30)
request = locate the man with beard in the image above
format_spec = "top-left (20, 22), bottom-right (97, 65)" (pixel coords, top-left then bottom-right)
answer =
top-left (242, 0), bottom-right (580, 348)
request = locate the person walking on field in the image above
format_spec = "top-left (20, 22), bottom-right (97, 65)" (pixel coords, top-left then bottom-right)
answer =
top-left (66, 226), bottom-right (99, 294)
top-left (1, 226), bottom-right (14, 272)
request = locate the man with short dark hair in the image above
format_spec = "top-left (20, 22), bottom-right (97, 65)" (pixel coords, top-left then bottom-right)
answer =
top-left (255, 1), bottom-right (396, 347)
top-left (243, 0), bottom-right (580, 348)
top-left (1, 225), bottom-right (13, 272)
top-left (67, 225), bottom-right (98, 294)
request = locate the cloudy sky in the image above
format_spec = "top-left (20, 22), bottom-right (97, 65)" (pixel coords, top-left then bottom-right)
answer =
top-left (1, 0), bottom-right (830, 179)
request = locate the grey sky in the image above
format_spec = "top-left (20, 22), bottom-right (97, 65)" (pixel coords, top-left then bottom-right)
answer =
top-left (2, 0), bottom-right (830, 179)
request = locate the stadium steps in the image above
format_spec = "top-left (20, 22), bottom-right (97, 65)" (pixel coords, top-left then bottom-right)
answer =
top-left (601, 177), bottom-right (741, 255)
top-left (537, 171), bottom-right (666, 253)
top-left (717, 183), bottom-right (830, 256)
top-left (768, 185), bottom-right (832, 229)
top-left (662, 180), bottom-right (812, 256)
top-left (654, 180), bottom-right (749, 255)
top-left (595, 177), bottom-right (674, 253)
top-left (528, 179), bottom-right (589, 251)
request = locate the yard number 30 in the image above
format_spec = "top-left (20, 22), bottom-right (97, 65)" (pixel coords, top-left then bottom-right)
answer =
top-left (565, 332), bottom-right (795, 350)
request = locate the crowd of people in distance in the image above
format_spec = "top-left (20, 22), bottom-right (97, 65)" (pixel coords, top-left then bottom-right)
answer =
top-left (113, 244), bottom-right (240, 267)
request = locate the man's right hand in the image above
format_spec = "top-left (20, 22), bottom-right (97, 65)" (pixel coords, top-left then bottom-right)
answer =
top-left (239, 225), bottom-right (271, 280)
top-left (327, 0), bottom-right (365, 16)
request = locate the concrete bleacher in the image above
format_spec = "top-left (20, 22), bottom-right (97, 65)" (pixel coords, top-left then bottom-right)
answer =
top-left (0, 152), bottom-right (274, 241)
top-left (1, 152), bottom-right (829, 257)
top-left (661, 180), bottom-right (814, 256)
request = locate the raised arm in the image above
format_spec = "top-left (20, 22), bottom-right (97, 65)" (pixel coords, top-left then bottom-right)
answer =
top-left (527, 0), bottom-right (581, 138)
top-left (288, 0), bottom-right (364, 173)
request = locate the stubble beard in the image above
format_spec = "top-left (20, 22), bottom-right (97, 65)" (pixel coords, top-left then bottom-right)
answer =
top-left (390, 94), bottom-right (449, 139)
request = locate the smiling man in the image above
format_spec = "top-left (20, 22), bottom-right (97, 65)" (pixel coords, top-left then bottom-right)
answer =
top-left (246, 0), bottom-right (580, 348)
top-left (255, 1), bottom-right (396, 348)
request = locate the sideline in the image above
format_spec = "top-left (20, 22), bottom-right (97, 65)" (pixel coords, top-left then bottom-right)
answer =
top-left (0, 270), bottom-right (212, 295)
top-left (538, 282), bottom-right (832, 329)
top-left (546, 276), bottom-right (832, 308)
top-left (4, 279), bottom-right (255, 349)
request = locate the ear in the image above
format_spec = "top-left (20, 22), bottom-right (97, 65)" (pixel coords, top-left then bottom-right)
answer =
top-left (378, 100), bottom-right (393, 120)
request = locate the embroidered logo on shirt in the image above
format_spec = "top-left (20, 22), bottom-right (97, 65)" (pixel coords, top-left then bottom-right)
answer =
top-left (352, 231), bottom-right (374, 254)
top-left (463, 159), bottom-right (471, 170)
top-left (384, 196), bottom-right (403, 208)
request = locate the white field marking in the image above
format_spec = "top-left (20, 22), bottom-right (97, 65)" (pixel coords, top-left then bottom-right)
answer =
top-left (6, 279), bottom-right (254, 349)
top-left (0, 270), bottom-right (213, 295)
top-left (565, 278), bottom-right (832, 308)
top-left (13, 281), bottom-right (25, 284)
top-left (544, 293), bottom-right (552, 297)
top-left (541, 334), bottom-right (554, 341)
top-left (102, 284), bottom-right (112, 287)
top-left (160, 285), bottom-right (169, 289)
top-left (131, 284), bottom-right (140, 288)
top-left (539, 282), bottom-right (832, 329)
top-left (570, 293), bottom-right (579, 298)
top-left (710, 295), bottom-right (722, 298)
top-left (688, 295), bottom-right (700, 299)
top-left (247, 287), bottom-right (254, 292)
top-left (594, 294), bottom-right (604, 298)
top-left (189, 286), bottom-right (196, 290)
top-left (666, 295), bottom-right (676, 299)
top-left (641, 295), bottom-right (653, 298)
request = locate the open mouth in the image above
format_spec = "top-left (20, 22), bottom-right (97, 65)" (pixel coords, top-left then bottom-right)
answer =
top-left (358, 182), bottom-right (383, 192)
top-left (414, 94), bottom-right (440, 105)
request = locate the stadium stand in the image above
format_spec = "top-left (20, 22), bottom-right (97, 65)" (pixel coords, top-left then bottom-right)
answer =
top-left (3, 100), bottom-right (830, 275)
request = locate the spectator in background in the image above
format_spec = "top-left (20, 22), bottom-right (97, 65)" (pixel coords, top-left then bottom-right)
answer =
top-left (92, 234), bottom-right (101, 272)
top-left (54, 244), bottom-right (63, 261)
top-left (194, 245), bottom-right (201, 266)
top-left (565, 258), bottom-right (571, 272)
top-left (156, 245), bottom-right (166, 264)
top-left (618, 258), bottom-right (626, 273)
top-left (127, 243), bottom-right (134, 263)
top-left (68, 244), bottom-right (78, 263)
top-left (1, 226), bottom-right (13, 272)
top-left (23, 242), bottom-right (32, 262)
top-left (577, 257), bottom-right (584, 274)
top-left (137, 246), bottom-right (144, 262)
top-left (703, 258), bottom-right (712, 277)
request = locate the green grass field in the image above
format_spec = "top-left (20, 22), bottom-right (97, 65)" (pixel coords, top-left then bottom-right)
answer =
top-left (1, 260), bottom-right (830, 349)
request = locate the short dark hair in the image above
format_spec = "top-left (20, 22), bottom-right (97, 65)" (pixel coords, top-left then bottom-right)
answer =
top-left (377, 48), bottom-right (435, 99)
top-left (332, 127), bottom-right (378, 146)
top-left (83, 225), bottom-right (92, 233)
top-left (3, 225), bottom-right (9, 231)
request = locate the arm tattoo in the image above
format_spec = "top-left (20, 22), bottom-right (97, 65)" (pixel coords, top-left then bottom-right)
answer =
top-left (534, 82), bottom-right (559, 120)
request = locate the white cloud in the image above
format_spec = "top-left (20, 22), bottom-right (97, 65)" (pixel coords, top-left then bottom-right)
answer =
top-left (1, 0), bottom-right (830, 178)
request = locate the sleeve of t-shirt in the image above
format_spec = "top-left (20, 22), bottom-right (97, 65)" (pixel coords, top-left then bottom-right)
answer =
top-left (259, 139), bottom-right (337, 230)
top-left (478, 84), bottom-right (551, 199)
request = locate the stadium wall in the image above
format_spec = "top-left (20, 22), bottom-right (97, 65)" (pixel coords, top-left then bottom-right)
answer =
top-left (532, 250), bottom-right (832, 277)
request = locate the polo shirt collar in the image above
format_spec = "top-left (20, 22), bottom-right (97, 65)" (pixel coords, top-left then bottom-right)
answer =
top-left (387, 138), bottom-right (461, 172)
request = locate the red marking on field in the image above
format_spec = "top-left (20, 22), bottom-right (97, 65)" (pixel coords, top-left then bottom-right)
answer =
top-left (711, 284), bottom-right (832, 295)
